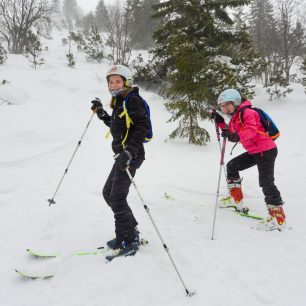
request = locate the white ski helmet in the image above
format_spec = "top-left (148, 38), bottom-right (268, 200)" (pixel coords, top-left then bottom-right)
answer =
top-left (106, 64), bottom-right (133, 86)
top-left (218, 88), bottom-right (242, 106)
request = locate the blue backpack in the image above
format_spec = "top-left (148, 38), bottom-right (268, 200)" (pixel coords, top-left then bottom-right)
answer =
top-left (239, 106), bottom-right (280, 140)
top-left (119, 93), bottom-right (153, 145)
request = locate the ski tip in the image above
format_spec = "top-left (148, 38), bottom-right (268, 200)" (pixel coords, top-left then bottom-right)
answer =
top-left (164, 193), bottom-right (175, 200)
top-left (15, 269), bottom-right (54, 280)
top-left (26, 249), bottom-right (59, 258)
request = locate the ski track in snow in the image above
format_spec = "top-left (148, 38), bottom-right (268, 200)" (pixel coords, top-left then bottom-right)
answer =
top-left (0, 30), bottom-right (306, 306)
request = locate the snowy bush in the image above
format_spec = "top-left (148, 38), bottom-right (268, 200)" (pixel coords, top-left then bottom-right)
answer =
top-left (65, 32), bottom-right (76, 68)
top-left (69, 28), bottom-right (104, 63)
top-left (82, 27), bottom-right (104, 62)
top-left (0, 43), bottom-right (8, 64)
top-left (24, 31), bottom-right (45, 69)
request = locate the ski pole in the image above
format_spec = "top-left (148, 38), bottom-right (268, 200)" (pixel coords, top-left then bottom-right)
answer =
top-left (211, 135), bottom-right (227, 240)
top-left (48, 112), bottom-right (95, 205)
top-left (212, 109), bottom-right (227, 178)
top-left (126, 168), bottom-right (194, 297)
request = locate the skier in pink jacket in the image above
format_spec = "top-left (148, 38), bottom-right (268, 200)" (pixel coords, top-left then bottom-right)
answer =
top-left (213, 88), bottom-right (286, 231)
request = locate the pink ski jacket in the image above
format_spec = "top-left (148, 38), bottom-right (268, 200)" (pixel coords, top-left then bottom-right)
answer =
top-left (228, 100), bottom-right (276, 154)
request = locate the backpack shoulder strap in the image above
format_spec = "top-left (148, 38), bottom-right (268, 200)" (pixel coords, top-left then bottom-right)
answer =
top-left (238, 105), bottom-right (251, 126)
top-left (118, 93), bottom-right (141, 148)
top-left (238, 106), bottom-right (271, 139)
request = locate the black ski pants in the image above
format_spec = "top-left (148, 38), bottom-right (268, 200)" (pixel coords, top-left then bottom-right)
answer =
top-left (226, 147), bottom-right (283, 205)
top-left (102, 158), bottom-right (143, 244)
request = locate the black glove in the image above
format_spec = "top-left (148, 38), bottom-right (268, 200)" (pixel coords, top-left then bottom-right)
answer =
top-left (221, 128), bottom-right (230, 138)
top-left (91, 98), bottom-right (108, 119)
top-left (210, 111), bottom-right (225, 125)
top-left (117, 150), bottom-right (133, 171)
top-left (91, 98), bottom-right (103, 112)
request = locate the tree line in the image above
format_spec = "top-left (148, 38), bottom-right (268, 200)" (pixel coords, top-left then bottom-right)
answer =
top-left (0, 0), bottom-right (306, 145)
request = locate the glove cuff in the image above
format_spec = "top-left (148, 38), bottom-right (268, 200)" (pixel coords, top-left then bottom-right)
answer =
top-left (97, 109), bottom-right (107, 119)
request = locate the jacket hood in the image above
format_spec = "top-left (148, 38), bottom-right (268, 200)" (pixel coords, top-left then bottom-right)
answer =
top-left (229, 100), bottom-right (252, 118)
top-left (237, 100), bottom-right (252, 110)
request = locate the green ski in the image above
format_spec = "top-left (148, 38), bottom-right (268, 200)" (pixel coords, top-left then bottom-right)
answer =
top-left (15, 269), bottom-right (54, 280)
top-left (26, 239), bottom-right (148, 259)
top-left (220, 206), bottom-right (264, 220)
top-left (234, 210), bottom-right (264, 220)
top-left (26, 248), bottom-right (107, 258)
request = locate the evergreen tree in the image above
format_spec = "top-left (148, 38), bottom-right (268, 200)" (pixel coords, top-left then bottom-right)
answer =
top-left (82, 26), bottom-right (104, 62)
top-left (69, 31), bottom-right (84, 50)
top-left (151, 0), bottom-right (254, 145)
top-left (138, 0), bottom-right (160, 49)
top-left (24, 31), bottom-right (45, 69)
top-left (0, 43), bottom-right (7, 64)
top-left (132, 53), bottom-right (167, 90)
top-left (95, 0), bottom-right (108, 31)
top-left (125, 0), bottom-right (143, 47)
top-left (265, 54), bottom-right (292, 100)
top-left (227, 26), bottom-right (264, 98)
top-left (232, 7), bottom-right (247, 32)
top-left (125, 0), bottom-right (160, 50)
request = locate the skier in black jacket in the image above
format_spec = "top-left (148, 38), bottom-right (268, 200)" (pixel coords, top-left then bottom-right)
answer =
top-left (91, 65), bottom-right (149, 260)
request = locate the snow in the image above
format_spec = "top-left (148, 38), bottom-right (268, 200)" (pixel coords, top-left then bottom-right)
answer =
top-left (1, 31), bottom-right (306, 306)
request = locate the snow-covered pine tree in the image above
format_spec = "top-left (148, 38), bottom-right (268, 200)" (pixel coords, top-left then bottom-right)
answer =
top-left (82, 26), bottom-right (104, 62)
top-left (228, 26), bottom-right (263, 98)
top-left (24, 31), bottom-right (45, 69)
top-left (132, 53), bottom-right (166, 90)
top-left (266, 54), bottom-right (292, 100)
top-left (0, 43), bottom-right (7, 64)
top-left (69, 31), bottom-right (84, 51)
top-left (151, 0), bottom-right (254, 145)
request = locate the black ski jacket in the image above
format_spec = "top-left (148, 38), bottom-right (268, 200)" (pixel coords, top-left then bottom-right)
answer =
top-left (98, 87), bottom-right (149, 160)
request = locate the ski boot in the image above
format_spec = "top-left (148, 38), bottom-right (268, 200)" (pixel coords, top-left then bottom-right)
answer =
top-left (219, 178), bottom-right (249, 213)
top-left (106, 228), bottom-right (141, 250)
top-left (106, 240), bottom-right (139, 262)
top-left (257, 205), bottom-right (286, 231)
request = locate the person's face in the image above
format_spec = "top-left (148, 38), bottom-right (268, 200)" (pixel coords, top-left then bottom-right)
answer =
top-left (219, 101), bottom-right (235, 115)
top-left (108, 75), bottom-right (125, 92)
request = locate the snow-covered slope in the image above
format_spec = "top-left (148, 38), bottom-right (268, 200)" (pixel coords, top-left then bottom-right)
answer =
top-left (0, 33), bottom-right (306, 306)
